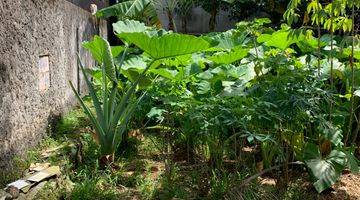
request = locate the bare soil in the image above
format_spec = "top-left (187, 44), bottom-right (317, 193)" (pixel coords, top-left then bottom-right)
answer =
top-left (321, 173), bottom-right (360, 200)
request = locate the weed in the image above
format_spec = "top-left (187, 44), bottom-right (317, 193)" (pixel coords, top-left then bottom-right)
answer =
top-left (55, 108), bottom-right (90, 135)
top-left (137, 175), bottom-right (158, 200)
top-left (69, 178), bottom-right (119, 200)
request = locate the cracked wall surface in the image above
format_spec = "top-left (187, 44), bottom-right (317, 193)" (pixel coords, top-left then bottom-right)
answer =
top-left (0, 0), bottom-right (107, 168)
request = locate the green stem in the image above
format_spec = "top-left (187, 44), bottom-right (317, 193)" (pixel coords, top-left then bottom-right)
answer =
top-left (329, 1), bottom-right (334, 122)
top-left (349, 3), bottom-right (357, 145)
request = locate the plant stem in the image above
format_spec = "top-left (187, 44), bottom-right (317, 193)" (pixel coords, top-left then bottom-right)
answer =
top-left (209, 0), bottom-right (217, 31)
top-left (315, 0), bottom-right (322, 77)
top-left (167, 10), bottom-right (176, 32)
top-left (233, 127), bottom-right (238, 171)
top-left (345, 3), bottom-right (356, 146)
top-left (329, 1), bottom-right (334, 122)
top-left (317, 17), bottom-right (321, 77)
top-left (352, 113), bottom-right (360, 145)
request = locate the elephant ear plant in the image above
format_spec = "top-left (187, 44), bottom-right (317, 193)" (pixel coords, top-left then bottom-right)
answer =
top-left (69, 36), bottom-right (146, 165)
top-left (69, 20), bottom-right (213, 165)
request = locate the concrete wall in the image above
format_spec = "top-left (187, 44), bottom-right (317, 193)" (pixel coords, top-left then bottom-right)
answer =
top-left (157, 6), bottom-right (236, 34)
top-left (0, 0), bottom-right (107, 168)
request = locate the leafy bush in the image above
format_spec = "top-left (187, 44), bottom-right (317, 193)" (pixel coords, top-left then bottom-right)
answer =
top-left (69, 0), bottom-right (360, 193)
top-left (117, 16), bottom-right (360, 193)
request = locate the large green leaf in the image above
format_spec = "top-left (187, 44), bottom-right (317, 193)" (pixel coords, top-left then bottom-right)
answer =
top-left (208, 47), bottom-right (248, 64)
top-left (122, 56), bottom-right (147, 71)
top-left (345, 152), bottom-right (359, 173)
top-left (205, 30), bottom-right (245, 51)
top-left (97, 0), bottom-right (160, 26)
top-left (320, 58), bottom-right (345, 78)
top-left (257, 30), bottom-right (304, 50)
top-left (154, 55), bottom-right (193, 68)
top-left (150, 68), bottom-right (178, 79)
top-left (111, 46), bottom-right (125, 58)
top-left (196, 80), bottom-right (212, 94)
top-left (343, 47), bottom-right (360, 60)
top-left (83, 36), bottom-right (117, 82)
top-left (318, 123), bottom-right (343, 146)
top-left (296, 35), bottom-right (331, 53)
top-left (113, 20), bottom-right (148, 34)
top-left (304, 143), bottom-right (346, 193)
top-left (117, 31), bottom-right (212, 59)
top-left (120, 55), bottom-right (153, 87)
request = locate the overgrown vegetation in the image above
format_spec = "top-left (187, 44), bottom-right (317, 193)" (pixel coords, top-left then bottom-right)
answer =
top-left (3, 0), bottom-right (360, 199)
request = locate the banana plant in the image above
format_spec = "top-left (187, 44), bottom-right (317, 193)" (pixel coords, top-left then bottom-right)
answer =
top-left (152, 0), bottom-right (178, 31)
top-left (96, 0), bottom-right (161, 26)
top-left (175, 0), bottom-right (195, 33)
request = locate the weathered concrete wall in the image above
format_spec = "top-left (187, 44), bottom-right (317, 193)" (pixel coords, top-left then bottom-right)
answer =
top-left (157, 6), bottom-right (236, 34)
top-left (0, 0), bottom-right (107, 168)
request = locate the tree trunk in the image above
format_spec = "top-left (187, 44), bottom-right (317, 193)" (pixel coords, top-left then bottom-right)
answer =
top-left (167, 10), bottom-right (176, 32)
top-left (209, 6), bottom-right (218, 32)
top-left (181, 16), bottom-right (187, 33)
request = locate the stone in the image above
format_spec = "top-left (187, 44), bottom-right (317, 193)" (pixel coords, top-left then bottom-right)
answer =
top-left (0, 189), bottom-right (12, 200)
top-left (5, 186), bottom-right (19, 199)
top-left (24, 181), bottom-right (47, 200)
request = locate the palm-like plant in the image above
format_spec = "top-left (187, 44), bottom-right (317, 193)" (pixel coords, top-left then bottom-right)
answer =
top-left (96, 0), bottom-right (161, 26)
top-left (69, 36), bottom-right (149, 164)
top-left (175, 0), bottom-right (195, 33)
top-left (153, 0), bottom-right (179, 31)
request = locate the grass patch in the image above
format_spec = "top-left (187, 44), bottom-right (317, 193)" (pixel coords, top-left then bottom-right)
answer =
top-left (1, 106), bottom-right (323, 200)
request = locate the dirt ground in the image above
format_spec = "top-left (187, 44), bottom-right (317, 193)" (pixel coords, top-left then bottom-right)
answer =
top-left (321, 173), bottom-right (360, 200)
